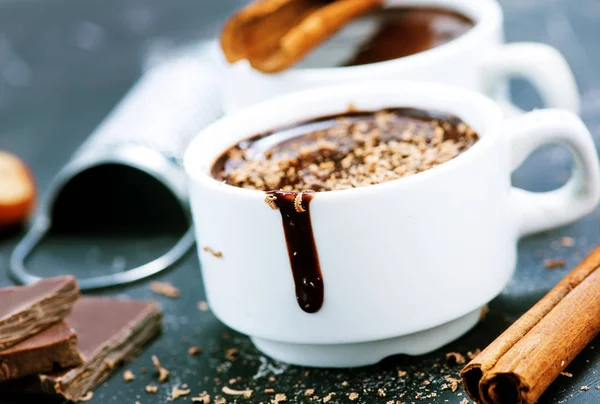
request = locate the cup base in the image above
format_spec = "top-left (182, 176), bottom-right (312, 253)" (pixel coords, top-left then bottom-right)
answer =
top-left (251, 307), bottom-right (482, 368)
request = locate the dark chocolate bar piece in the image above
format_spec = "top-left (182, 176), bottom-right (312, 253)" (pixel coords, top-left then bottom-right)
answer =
top-left (0, 321), bottom-right (83, 382)
top-left (0, 276), bottom-right (80, 351)
top-left (37, 297), bottom-right (162, 401)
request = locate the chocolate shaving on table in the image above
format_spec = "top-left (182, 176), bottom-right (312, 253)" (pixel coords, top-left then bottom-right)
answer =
top-left (0, 276), bottom-right (79, 350)
top-left (461, 245), bottom-right (600, 404)
top-left (544, 258), bottom-right (566, 269)
top-left (0, 297), bottom-right (162, 402)
top-left (150, 281), bottom-right (180, 298)
top-left (222, 386), bottom-right (253, 398)
top-left (152, 354), bottom-right (170, 382)
top-left (0, 321), bottom-right (82, 382)
top-left (220, 0), bottom-right (384, 73)
top-left (170, 385), bottom-right (191, 400)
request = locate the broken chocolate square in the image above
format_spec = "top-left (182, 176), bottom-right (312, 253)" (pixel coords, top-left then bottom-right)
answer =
top-left (0, 321), bottom-right (82, 382)
top-left (0, 276), bottom-right (79, 351)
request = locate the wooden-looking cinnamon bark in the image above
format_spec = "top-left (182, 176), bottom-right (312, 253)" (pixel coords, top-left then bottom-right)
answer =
top-left (220, 0), bottom-right (383, 73)
top-left (461, 246), bottom-right (600, 404)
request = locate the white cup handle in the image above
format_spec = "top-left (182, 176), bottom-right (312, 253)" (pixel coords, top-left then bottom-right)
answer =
top-left (482, 43), bottom-right (580, 116)
top-left (507, 109), bottom-right (600, 237)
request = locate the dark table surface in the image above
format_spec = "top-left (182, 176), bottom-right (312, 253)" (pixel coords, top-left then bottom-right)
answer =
top-left (2, 0), bottom-right (600, 403)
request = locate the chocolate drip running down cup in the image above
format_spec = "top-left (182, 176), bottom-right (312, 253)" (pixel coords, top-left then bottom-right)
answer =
top-left (265, 191), bottom-right (322, 313)
top-left (212, 108), bottom-right (479, 313)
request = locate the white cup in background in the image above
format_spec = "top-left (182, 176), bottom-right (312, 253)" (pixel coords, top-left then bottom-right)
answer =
top-left (213, 0), bottom-right (580, 116)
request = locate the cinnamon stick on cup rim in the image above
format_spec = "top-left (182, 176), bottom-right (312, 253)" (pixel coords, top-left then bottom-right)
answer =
top-left (461, 246), bottom-right (600, 404)
top-left (220, 0), bottom-right (384, 73)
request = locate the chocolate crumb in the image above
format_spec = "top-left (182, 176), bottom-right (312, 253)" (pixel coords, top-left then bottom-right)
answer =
top-left (322, 392), bottom-right (335, 403)
top-left (151, 355), bottom-right (170, 382)
top-left (544, 259), bottom-right (566, 269)
top-left (581, 385), bottom-right (590, 391)
top-left (415, 392), bottom-right (423, 399)
top-left (225, 348), bottom-right (239, 361)
top-left (304, 389), bottom-right (315, 396)
top-left (169, 386), bottom-right (191, 400)
top-left (222, 386), bottom-right (253, 399)
top-left (80, 392), bottom-right (94, 402)
top-left (377, 388), bottom-right (386, 397)
top-left (272, 393), bottom-right (287, 403)
top-left (479, 306), bottom-right (489, 321)
top-left (123, 369), bottom-right (135, 382)
top-left (146, 385), bottom-right (158, 394)
top-left (191, 392), bottom-right (211, 403)
top-left (203, 246), bottom-right (223, 258)
top-left (197, 301), bottom-right (209, 312)
top-left (423, 380), bottom-right (430, 385)
top-left (189, 346), bottom-right (203, 356)
top-left (293, 192), bottom-right (306, 213)
top-left (264, 194), bottom-right (279, 210)
top-left (444, 376), bottom-right (461, 392)
top-left (596, 386), bottom-right (600, 390)
top-left (348, 392), bottom-right (359, 400)
top-left (398, 370), bottom-right (407, 377)
top-left (561, 372), bottom-right (573, 377)
top-left (268, 376), bottom-right (276, 382)
top-left (560, 237), bottom-right (575, 247)
top-left (265, 388), bottom-right (275, 394)
top-left (150, 281), bottom-right (180, 298)
top-left (446, 352), bottom-right (466, 365)
top-left (467, 349), bottom-right (481, 360)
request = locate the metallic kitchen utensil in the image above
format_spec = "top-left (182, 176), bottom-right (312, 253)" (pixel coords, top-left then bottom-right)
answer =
top-left (10, 42), bottom-right (222, 290)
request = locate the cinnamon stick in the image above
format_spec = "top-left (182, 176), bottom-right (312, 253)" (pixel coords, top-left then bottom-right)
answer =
top-left (220, 0), bottom-right (383, 73)
top-left (461, 246), bottom-right (600, 404)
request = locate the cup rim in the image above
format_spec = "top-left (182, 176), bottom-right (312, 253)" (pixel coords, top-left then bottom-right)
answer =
top-left (184, 80), bottom-right (504, 200)
top-left (218, 0), bottom-right (503, 80)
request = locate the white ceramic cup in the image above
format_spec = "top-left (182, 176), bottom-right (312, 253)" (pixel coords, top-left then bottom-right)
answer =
top-left (184, 81), bottom-right (600, 368)
top-left (215, 0), bottom-right (580, 116)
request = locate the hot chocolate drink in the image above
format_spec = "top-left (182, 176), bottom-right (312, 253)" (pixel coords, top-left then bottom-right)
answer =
top-left (212, 108), bottom-right (479, 192)
top-left (296, 6), bottom-right (475, 68)
top-left (211, 108), bottom-right (479, 313)
top-left (342, 7), bottom-right (475, 66)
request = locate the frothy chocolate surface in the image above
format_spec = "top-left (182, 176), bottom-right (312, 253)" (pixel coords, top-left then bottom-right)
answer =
top-left (212, 108), bottom-right (479, 193)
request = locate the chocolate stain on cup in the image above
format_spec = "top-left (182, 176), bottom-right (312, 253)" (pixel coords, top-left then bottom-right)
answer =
top-left (265, 191), bottom-right (322, 313)
top-left (212, 108), bottom-right (479, 313)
